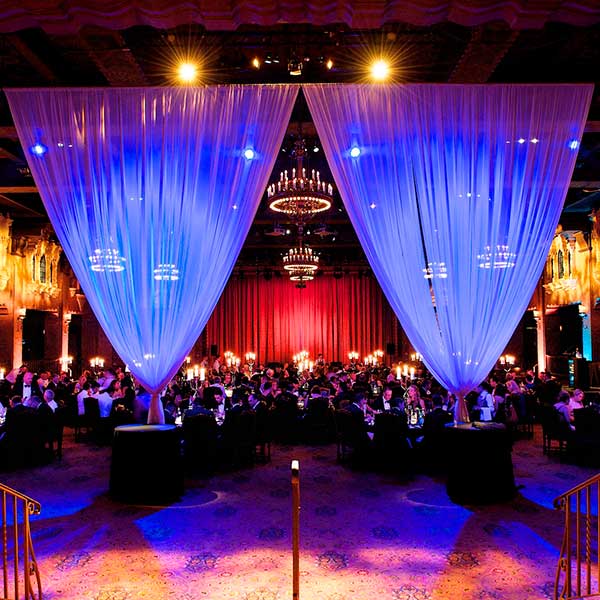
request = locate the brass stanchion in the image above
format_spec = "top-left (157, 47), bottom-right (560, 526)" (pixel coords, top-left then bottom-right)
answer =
top-left (291, 459), bottom-right (300, 600)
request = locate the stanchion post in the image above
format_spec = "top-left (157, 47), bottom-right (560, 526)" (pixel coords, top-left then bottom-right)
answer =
top-left (291, 459), bottom-right (300, 600)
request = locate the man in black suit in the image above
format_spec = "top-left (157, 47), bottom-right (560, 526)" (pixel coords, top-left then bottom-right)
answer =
top-left (12, 372), bottom-right (41, 404)
top-left (372, 387), bottom-right (394, 412)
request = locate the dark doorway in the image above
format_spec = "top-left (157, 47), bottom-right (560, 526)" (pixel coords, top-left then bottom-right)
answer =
top-left (22, 309), bottom-right (46, 361)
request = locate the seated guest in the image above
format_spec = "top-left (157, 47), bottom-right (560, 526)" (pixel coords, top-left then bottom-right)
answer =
top-left (554, 390), bottom-right (575, 431)
top-left (77, 382), bottom-right (93, 416)
top-left (372, 387), bottom-right (394, 412)
top-left (42, 389), bottom-right (58, 412)
top-left (476, 382), bottom-right (495, 421)
top-left (184, 396), bottom-right (213, 419)
top-left (96, 385), bottom-right (114, 418)
top-left (24, 394), bottom-right (41, 410)
top-left (568, 389), bottom-right (585, 422)
top-left (422, 394), bottom-right (453, 437)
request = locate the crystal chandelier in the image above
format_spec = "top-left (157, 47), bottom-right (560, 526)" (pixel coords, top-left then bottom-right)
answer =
top-left (477, 245), bottom-right (516, 269)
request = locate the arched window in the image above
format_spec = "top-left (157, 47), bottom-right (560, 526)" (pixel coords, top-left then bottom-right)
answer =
top-left (32, 256), bottom-right (36, 281)
top-left (557, 250), bottom-right (565, 279)
top-left (39, 255), bottom-right (46, 283)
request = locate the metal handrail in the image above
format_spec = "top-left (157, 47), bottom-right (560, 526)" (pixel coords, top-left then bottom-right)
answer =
top-left (0, 482), bottom-right (42, 600)
top-left (554, 473), bottom-right (600, 600)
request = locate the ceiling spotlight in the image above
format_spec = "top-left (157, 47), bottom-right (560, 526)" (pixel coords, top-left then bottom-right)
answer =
top-left (264, 53), bottom-right (273, 64)
top-left (350, 146), bottom-right (361, 158)
top-left (326, 59), bottom-right (334, 70)
top-left (273, 55), bottom-right (280, 64)
top-left (252, 57), bottom-right (261, 69)
top-left (30, 143), bottom-right (48, 156)
top-left (244, 148), bottom-right (255, 160)
top-left (177, 62), bottom-right (198, 83)
top-left (313, 145), bottom-right (320, 153)
top-left (370, 59), bottom-right (390, 81)
top-left (288, 59), bottom-right (303, 76)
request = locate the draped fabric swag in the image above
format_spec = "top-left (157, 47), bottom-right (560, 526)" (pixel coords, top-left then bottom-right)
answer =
top-left (205, 273), bottom-right (401, 363)
top-left (305, 84), bottom-right (593, 418)
top-left (7, 86), bottom-right (298, 422)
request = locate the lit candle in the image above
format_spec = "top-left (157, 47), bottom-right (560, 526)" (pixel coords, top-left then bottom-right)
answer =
top-left (309, 361), bottom-right (314, 372)
top-left (226, 358), bottom-right (231, 367)
top-left (186, 368), bottom-right (193, 381)
top-left (409, 367), bottom-right (415, 379)
top-left (403, 364), bottom-right (409, 377)
top-left (396, 366), bottom-right (401, 380)
top-left (194, 364), bottom-right (199, 378)
top-left (199, 367), bottom-right (206, 381)
top-left (0, 368), bottom-right (4, 380)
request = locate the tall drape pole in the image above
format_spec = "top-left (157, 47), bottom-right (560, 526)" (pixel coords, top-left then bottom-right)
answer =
top-left (148, 393), bottom-right (165, 425)
top-left (291, 459), bottom-right (300, 600)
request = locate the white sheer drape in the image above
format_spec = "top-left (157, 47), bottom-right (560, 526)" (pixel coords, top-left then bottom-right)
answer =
top-left (306, 84), bottom-right (592, 414)
top-left (7, 86), bottom-right (298, 421)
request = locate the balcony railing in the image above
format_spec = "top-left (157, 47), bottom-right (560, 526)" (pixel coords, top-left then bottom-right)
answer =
top-left (554, 473), bottom-right (600, 599)
top-left (0, 483), bottom-right (42, 600)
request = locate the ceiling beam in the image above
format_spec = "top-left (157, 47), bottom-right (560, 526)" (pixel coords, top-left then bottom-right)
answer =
top-left (6, 33), bottom-right (58, 83)
top-left (0, 187), bottom-right (38, 194)
top-left (448, 25), bottom-right (519, 83)
top-left (78, 29), bottom-right (147, 86)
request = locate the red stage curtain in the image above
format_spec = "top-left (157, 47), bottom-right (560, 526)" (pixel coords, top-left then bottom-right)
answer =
top-left (204, 273), bottom-right (401, 363)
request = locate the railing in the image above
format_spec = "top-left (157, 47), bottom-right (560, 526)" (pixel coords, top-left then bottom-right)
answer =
top-left (0, 483), bottom-right (42, 600)
top-left (554, 473), bottom-right (600, 599)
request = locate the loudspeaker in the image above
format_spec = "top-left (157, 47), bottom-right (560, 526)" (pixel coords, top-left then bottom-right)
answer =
top-left (210, 344), bottom-right (219, 357)
top-left (386, 343), bottom-right (396, 355)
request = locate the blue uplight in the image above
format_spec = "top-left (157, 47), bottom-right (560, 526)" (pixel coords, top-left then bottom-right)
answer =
top-left (244, 148), bottom-right (255, 160)
top-left (30, 143), bottom-right (47, 156)
top-left (350, 146), bottom-right (361, 158)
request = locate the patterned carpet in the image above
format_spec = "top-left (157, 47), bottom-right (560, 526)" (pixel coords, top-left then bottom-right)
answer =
top-left (1, 428), bottom-right (596, 600)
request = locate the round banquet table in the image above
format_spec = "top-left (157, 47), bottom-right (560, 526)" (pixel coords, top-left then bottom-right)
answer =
top-left (444, 422), bottom-right (516, 504)
top-left (110, 424), bottom-right (183, 503)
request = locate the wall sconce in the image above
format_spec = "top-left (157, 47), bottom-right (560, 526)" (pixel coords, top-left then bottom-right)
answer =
top-left (64, 312), bottom-right (72, 323)
top-left (17, 308), bottom-right (26, 321)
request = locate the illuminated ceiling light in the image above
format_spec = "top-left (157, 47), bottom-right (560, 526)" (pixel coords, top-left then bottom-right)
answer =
top-left (531, 138), bottom-right (539, 144)
top-left (517, 138), bottom-right (526, 144)
top-left (313, 145), bottom-right (320, 153)
top-left (89, 248), bottom-right (126, 273)
top-left (153, 264), bottom-right (180, 281)
top-left (288, 58), bottom-right (303, 76)
top-left (272, 55), bottom-right (280, 64)
top-left (267, 138), bottom-right (333, 220)
top-left (326, 59), bottom-right (334, 70)
top-left (569, 139), bottom-right (580, 150)
top-left (370, 202), bottom-right (376, 209)
top-left (350, 146), bottom-right (361, 158)
top-left (244, 148), bottom-right (255, 160)
top-left (177, 62), bottom-right (198, 83)
top-left (30, 143), bottom-right (47, 156)
top-left (252, 57), bottom-right (260, 69)
top-left (477, 245), bottom-right (516, 269)
top-left (264, 53), bottom-right (273, 64)
top-left (370, 59), bottom-right (390, 81)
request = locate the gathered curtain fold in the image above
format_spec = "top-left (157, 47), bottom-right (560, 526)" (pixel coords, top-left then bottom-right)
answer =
top-left (6, 85), bottom-right (298, 421)
top-left (305, 83), bottom-right (593, 412)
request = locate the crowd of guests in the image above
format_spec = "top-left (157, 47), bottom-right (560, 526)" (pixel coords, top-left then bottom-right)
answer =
top-left (0, 357), bottom-right (592, 471)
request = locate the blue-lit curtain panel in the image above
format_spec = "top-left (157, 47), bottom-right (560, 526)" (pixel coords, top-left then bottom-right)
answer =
top-left (7, 86), bottom-right (298, 421)
top-left (305, 84), bottom-right (592, 416)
